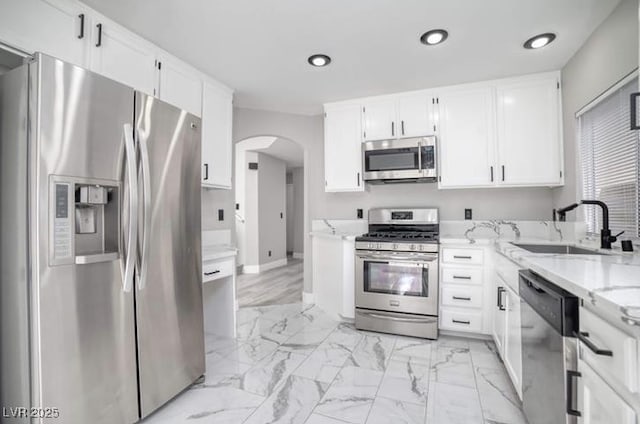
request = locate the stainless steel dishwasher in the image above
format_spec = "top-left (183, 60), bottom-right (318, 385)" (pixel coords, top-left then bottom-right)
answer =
top-left (519, 269), bottom-right (580, 424)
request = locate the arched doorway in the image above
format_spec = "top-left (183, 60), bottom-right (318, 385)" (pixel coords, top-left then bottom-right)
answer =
top-left (234, 135), bottom-right (307, 307)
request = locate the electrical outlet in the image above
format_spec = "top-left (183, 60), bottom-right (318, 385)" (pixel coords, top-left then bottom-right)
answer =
top-left (218, 209), bottom-right (224, 221)
top-left (280, 212), bottom-right (283, 219)
top-left (357, 209), bottom-right (363, 219)
top-left (464, 208), bottom-right (472, 220)
top-left (268, 250), bottom-right (272, 257)
top-left (236, 203), bottom-right (240, 210)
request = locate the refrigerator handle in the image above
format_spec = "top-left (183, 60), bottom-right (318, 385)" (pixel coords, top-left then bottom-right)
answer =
top-left (136, 129), bottom-right (151, 290)
top-left (122, 124), bottom-right (138, 293)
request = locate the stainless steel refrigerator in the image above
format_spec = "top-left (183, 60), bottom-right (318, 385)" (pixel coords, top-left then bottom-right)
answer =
top-left (0, 53), bottom-right (205, 423)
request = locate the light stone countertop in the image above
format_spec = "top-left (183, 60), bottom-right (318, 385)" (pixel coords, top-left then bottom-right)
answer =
top-left (202, 245), bottom-right (238, 262)
top-left (309, 229), bottom-right (361, 241)
top-left (495, 239), bottom-right (640, 327)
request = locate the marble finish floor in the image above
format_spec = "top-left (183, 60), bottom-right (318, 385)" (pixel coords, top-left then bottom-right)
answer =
top-left (237, 259), bottom-right (303, 307)
top-left (143, 303), bottom-right (526, 424)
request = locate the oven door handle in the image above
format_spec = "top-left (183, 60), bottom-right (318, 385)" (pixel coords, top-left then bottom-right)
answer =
top-left (357, 310), bottom-right (436, 324)
top-left (356, 254), bottom-right (437, 262)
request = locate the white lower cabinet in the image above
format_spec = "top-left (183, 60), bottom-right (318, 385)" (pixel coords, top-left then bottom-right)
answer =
top-left (503, 284), bottom-right (522, 398)
top-left (577, 359), bottom-right (636, 424)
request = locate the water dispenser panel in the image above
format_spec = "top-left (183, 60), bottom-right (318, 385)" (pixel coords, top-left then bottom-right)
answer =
top-left (53, 183), bottom-right (73, 261)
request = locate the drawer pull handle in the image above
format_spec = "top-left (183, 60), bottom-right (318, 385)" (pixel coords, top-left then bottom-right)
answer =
top-left (574, 331), bottom-right (613, 356)
top-left (452, 319), bottom-right (470, 325)
top-left (566, 370), bottom-right (582, 417)
top-left (453, 255), bottom-right (472, 259)
top-left (452, 275), bottom-right (471, 280)
top-left (204, 270), bottom-right (221, 276)
top-left (452, 296), bottom-right (471, 301)
top-left (497, 287), bottom-right (506, 311)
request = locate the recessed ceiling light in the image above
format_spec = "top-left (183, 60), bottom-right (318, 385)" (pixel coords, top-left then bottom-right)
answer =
top-left (523, 33), bottom-right (556, 49)
top-left (308, 54), bottom-right (331, 67)
top-left (420, 29), bottom-right (448, 46)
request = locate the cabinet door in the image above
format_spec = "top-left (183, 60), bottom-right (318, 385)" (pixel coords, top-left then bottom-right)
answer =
top-left (89, 17), bottom-right (156, 95)
top-left (504, 285), bottom-right (522, 398)
top-left (492, 282), bottom-right (506, 355)
top-left (577, 359), bottom-right (636, 424)
top-left (438, 87), bottom-right (496, 188)
top-left (324, 104), bottom-right (364, 192)
top-left (362, 99), bottom-right (397, 141)
top-left (158, 58), bottom-right (202, 117)
top-left (0, 0), bottom-right (90, 67)
top-left (201, 81), bottom-right (233, 188)
top-left (397, 93), bottom-right (434, 138)
top-left (496, 75), bottom-right (562, 186)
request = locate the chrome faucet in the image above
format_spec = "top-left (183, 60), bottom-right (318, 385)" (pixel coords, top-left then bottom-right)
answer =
top-left (555, 200), bottom-right (623, 249)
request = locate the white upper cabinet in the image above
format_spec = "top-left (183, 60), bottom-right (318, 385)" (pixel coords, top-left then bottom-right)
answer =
top-left (0, 0), bottom-right (91, 67)
top-left (362, 99), bottom-right (396, 141)
top-left (397, 92), bottom-right (434, 138)
top-left (157, 57), bottom-right (203, 117)
top-left (88, 15), bottom-right (157, 96)
top-left (361, 94), bottom-right (435, 141)
top-left (496, 75), bottom-right (562, 186)
top-left (324, 104), bottom-right (364, 192)
top-left (201, 81), bottom-right (233, 189)
top-left (438, 86), bottom-right (495, 188)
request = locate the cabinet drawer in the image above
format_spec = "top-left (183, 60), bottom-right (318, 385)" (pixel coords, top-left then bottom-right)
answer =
top-left (579, 306), bottom-right (639, 393)
top-left (578, 359), bottom-right (637, 424)
top-left (442, 267), bottom-right (483, 285)
top-left (203, 259), bottom-right (234, 283)
top-left (442, 248), bottom-right (484, 265)
top-left (441, 285), bottom-right (483, 309)
top-left (440, 308), bottom-right (483, 333)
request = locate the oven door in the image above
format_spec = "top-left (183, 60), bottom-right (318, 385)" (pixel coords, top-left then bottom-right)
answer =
top-left (355, 250), bottom-right (438, 315)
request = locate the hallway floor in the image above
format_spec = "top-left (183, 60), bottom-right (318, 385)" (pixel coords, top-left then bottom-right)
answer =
top-left (144, 303), bottom-right (526, 424)
top-left (237, 258), bottom-right (303, 307)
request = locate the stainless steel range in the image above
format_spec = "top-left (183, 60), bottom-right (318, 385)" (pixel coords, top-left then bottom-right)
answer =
top-left (355, 208), bottom-right (439, 339)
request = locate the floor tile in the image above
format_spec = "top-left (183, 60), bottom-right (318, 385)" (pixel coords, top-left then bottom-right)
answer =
top-left (346, 334), bottom-right (396, 371)
top-left (430, 346), bottom-right (477, 388)
top-left (280, 326), bottom-right (336, 354)
top-left (142, 386), bottom-right (265, 424)
top-left (293, 340), bottom-right (353, 383)
top-left (314, 366), bottom-right (384, 424)
top-left (224, 336), bottom-right (281, 364)
top-left (391, 337), bottom-right (433, 366)
top-left (475, 366), bottom-right (527, 424)
top-left (194, 352), bottom-right (252, 389)
top-left (435, 335), bottom-right (470, 349)
top-left (241, 349), bottom-right (308, 397)
top-left (425, 381), bottom-right (484, 424)
top-left (305, 413), bottom-right (351, 424)
top-left (377, 358), bottom-right (429, 405)
top-left (244, 375), bottom-right (329, 424)
top-left (365, 397), bottom-right (425, 424)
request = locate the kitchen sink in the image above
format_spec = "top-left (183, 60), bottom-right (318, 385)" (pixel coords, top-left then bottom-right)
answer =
top-left (511, 243), bottom-right (605, 255)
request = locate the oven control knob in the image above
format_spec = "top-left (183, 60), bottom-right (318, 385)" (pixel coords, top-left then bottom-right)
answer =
top-left (377, 243), bottom-right (383, 249)
top-left (410, 244), bottom-right (416, 250)
top-left (393, 243), bottom-right (398, 250)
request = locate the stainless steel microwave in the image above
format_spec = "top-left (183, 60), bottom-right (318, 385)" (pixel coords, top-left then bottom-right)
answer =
top-left (362, 136), bottom-right (437, 184)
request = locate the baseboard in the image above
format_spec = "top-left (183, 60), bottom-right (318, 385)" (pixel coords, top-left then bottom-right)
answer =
top-left (302, 291), bottom-right (315, 305)
top-left (292, 252), bottom-right (304, 259)
top-left (242, 258), bottom-right (288, 274)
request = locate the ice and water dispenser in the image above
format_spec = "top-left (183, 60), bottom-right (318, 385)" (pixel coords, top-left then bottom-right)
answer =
top-left (50, 176), bottom-right (120, 266)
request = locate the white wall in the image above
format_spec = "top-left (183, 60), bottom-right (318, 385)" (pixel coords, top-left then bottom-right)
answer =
top-left (553, 0), bottom-right (639, 214)
top-left (291, 167), bottom-right (304, 255)
top-left (257, 153), bottom-right (287, 265)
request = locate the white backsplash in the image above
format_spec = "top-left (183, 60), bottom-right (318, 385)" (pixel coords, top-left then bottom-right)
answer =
top-left (440, 220), bottom-right (588, 243)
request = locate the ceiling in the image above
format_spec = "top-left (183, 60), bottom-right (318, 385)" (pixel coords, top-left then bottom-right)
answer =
top-left (82, 0), bottom-right (621, 115)
top-left (237, 136), bottom-right (304, 169)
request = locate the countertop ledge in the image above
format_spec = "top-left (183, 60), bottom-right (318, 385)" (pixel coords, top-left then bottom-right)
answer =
top-left (495, 239), bottom-right (640, 327)
top-left (309, 230), bottom-right (360, 240)
top-left (203, 245), bottom-right (238, 262)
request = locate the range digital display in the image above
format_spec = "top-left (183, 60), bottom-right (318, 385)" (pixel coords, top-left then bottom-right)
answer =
top-left (391, 211), bottom-right (413, 220)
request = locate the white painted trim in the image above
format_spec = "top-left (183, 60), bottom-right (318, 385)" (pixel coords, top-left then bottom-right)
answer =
top-left (242, 258), bottom-right (288, 274)
top-left (576, 69), bottom-right (639, 117)
top-left (302, 291), bottom-right (315, 305)
top-left (292, 252), bottom-right (304, 259)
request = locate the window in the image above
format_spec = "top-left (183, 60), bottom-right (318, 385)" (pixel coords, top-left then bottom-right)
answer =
top-left (578, 77), bottom-right (640, 238)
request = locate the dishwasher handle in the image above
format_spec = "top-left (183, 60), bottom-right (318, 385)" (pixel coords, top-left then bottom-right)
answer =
top-left (575, 331), bottom-right (613, 356)
top-left (566, 370), bottom-right (582, 417)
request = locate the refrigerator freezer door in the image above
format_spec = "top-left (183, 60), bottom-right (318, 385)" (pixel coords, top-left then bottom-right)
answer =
top-left (134, 93), bottom-right (204, 418)
top-left (33, 55), bottom-right (138, 423)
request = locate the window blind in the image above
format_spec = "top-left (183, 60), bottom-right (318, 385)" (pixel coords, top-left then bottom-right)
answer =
top-left (578, 78), bottom-right (640, 238)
